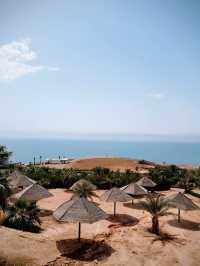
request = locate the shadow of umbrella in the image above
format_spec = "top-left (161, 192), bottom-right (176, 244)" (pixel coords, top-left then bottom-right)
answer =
top-left (56, 238), bottom-right (114, 261)
top-left (107, 213), bottom-right (139, 227)
top-left (168, 219), bottom-right (200, 231)
top-left (123, 201), bottom-right (145, 210)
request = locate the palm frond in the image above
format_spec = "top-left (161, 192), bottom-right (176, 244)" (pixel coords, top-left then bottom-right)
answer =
top-left (142, 194), bottom-right (168, 217)
top-left (72, 182), bottom-right (98, 200)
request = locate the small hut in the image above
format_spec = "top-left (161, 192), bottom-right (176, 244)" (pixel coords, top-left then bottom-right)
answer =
top-left (165, 192), bottom-right (199, 222)
top-left (12, 183), bottom-right (53, 202)
top-left (100, 187), bottom-right (132, 216)
top-left (8, 170), bottom-right (36, 192)
top-left (53, 196), bottom-right (107, 242)
top-left (121, 183), bottom-right (148, 204)
top-left (136, 177), bottom-right (156, 191)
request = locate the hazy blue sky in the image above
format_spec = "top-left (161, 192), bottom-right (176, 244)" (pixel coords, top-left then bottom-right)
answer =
top-left (0, 0), bottom-right (200, 140)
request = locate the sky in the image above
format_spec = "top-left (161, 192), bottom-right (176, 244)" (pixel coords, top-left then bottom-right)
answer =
top-left (0, 0), bottom-right (200, 140)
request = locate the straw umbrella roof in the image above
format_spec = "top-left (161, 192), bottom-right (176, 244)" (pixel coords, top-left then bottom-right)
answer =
top-left (53, 196), bottom-right (107, 223)
top-left (8, 170), bottom-right (36, 189)
top-left (100, 187), bottom-right (132, 202)
top-left (165, 192), bottom-right (200, 211)
top-left (13, 183), bottom-right (53, 202)
top-left (136, 177), bottom-right (156, 188)
top-left (121, 183), bottom-right (148, 196)
top-left (70, 179), bottom-right (96, 191)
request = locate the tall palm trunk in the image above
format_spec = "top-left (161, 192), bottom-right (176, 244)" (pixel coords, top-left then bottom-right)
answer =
top-left (152, 215), bottom-right (159, 235)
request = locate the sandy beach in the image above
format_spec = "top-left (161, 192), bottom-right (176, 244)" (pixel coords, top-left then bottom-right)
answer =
top-left (1, 188), bottom-right (200, 266)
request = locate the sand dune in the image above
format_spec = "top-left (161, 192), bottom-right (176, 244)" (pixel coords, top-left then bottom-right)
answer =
top-left (45, 157), bottom-right (156, 172)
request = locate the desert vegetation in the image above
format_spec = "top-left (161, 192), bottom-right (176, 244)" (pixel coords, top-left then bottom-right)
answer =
top-left (0, 145), bottom-right (41, 233)
top-left (142, 194), bottom-right (169, 234)
top-left (21, 164), bottom-right (200, 192)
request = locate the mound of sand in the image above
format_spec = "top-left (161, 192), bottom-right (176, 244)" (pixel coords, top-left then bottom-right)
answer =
top-left (45, 157), bottom-right (156, 172)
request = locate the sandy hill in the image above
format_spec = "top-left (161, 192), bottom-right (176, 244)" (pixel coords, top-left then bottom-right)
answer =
top-left (46, 157), bottom-right (156, 172)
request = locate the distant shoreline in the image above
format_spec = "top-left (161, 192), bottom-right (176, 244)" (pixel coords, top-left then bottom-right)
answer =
top-left (1, 138), bottom-right (200, 165)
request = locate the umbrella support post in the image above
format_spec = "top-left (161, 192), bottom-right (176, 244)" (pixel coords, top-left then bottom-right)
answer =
top-left (178, 208), bottom-right (181, 223)
top-left (132, 199), bottom-right (134, 205)
top-left (114, 202), bottom-right (116, 216)
top-left (78, 222), bottom-right (81, 242)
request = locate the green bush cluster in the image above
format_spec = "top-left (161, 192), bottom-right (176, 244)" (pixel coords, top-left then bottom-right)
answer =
top-left (188, 190), bottom-right (200, 198)
top-left (3, 199), bottom-right (41, 233)
top-left (22, 164), bottom-right (200, 191)
top-left (22, 166), bottom-right (140, 189)
top-left (149, 165), bottom-right (186, 190)
top-left (149, 165), bottom-right (200, 190)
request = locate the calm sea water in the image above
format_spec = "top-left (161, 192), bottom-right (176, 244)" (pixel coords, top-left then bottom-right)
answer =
top-left (0, 138), bottom-right (200, 165)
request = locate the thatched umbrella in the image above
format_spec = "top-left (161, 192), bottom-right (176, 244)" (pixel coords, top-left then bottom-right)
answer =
top-left (12, 183), bottom-right (53, 202)
top-left (100, 187), bottom-right (132, 216)
top-left (53, 196), bottom-right (107, 242)
top-left (165, 192), bottom-right (200, 222)
top-left (121, 183), bottom-right (148, 204)
top-left (8, 170), bottom-right (36, 192)
top-left (136, 177), bottom-right (156, 190)
top-left (70, 179), bottom-right (96, 191)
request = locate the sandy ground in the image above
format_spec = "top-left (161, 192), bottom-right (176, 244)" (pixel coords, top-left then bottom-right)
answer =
top-left (44, 157), bottom-right (156, 172)
top-left (1, 189), bottom-right (200, 266)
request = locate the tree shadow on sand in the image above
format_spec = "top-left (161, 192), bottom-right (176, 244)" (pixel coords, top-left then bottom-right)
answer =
top-left (56, 238), bottom-right (114, 262)
top-left (168, 219), bottom-right (200, 231)
top-left (144, 231), bottom-right (186, 246)
top-left (107, 214), bottom-right (139, 227)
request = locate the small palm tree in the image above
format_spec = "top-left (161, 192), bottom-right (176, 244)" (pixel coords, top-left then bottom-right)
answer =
top-left (4, 199), bottom-right (41, 232)
top-left (72, 182), bottom-right (98, 201)
top-left (0, 184), bottom-right (7, 210)
top-left (142, 194), bottom-right (168, 235)
top-left (0, 145), bottom-right (12, 169)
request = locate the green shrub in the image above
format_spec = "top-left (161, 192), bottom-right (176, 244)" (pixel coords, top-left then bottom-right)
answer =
top-left (188, 190), bottom-right (200, 198)
top-left (4, 200), bottom-right (41, 233)
top-left (138, 160), bottom-right (150, 165)
top-left (22, 166), bottom-right (140, 190)
top-left (22, 165), bottom-right (200, 192)
top-left (149, 165), bottom-right (186, 190)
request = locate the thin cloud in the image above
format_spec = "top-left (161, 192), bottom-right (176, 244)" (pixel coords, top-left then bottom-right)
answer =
top-left (0, 39), bottom-right (59, 81)
top-left (149, 92), bottom-right (166, 100)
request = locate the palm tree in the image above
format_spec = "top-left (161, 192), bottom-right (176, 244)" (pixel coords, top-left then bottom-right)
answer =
top-left (142, 194), bottom-right (168, 235)
top-left (178, 170), bottom-right (196, 193)
top-left (0, 145), bottom-right (12, 169)
top-left (72, 181), bottom-right (98, 201)
top-left (0, 184), bottom-right (7, 210)
top-left (4, 199), bottom-right (41, 232)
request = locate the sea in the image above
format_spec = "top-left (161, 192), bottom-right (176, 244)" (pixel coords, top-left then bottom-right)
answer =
top-left (0, 138), bottom-right (200, 165)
